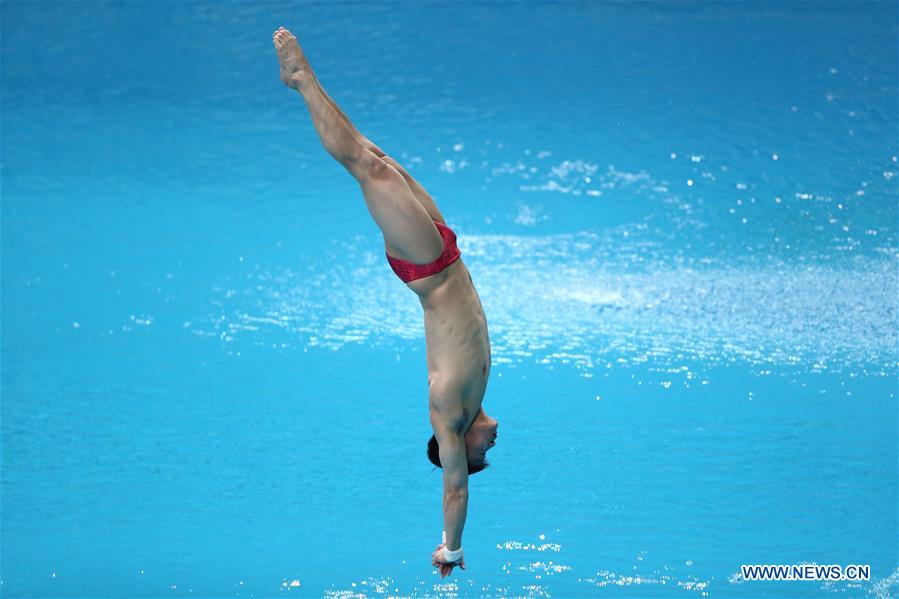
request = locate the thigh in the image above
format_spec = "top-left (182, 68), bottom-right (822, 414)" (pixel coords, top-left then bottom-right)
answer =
top-left (358, 159), bottom-right (444, 263)
top-left (380, 155), bottom-right (446, 224)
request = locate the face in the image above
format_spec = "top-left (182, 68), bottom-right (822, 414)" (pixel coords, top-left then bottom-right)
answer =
top-left (464, 416), bottom-right (499, 464)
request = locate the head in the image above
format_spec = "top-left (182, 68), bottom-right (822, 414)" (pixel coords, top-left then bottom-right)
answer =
top-left (427, 411), bottom-right (499, 475)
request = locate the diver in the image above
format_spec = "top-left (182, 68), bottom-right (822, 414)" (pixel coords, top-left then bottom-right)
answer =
top-left (273, 26), bottom-right (499, 578)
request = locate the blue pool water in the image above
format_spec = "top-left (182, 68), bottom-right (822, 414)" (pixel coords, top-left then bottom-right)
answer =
top-left (2, 2), bottom-right (897, 597)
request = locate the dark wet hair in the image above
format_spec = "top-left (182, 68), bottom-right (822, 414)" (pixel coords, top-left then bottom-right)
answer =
top-left (427, 434), bottom-right (490, 475)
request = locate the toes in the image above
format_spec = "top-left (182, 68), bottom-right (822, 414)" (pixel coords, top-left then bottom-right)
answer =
top-left (275, 27), bottom-right (295, 41)
top-left (272, 28), bottom-right (297, 52)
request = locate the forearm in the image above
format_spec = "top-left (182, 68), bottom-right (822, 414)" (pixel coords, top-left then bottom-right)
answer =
top-left (442, 489), bottom-right (468, 551)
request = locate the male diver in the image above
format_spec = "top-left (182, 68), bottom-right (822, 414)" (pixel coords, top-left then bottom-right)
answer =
top-left (273, 27), bottom-right (498, 578)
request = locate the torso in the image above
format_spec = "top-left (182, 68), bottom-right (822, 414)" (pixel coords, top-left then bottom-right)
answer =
top-left (406, 258), bottom-right (491, 430)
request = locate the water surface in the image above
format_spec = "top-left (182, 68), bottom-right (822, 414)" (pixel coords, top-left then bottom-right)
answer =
top-left (2, 2), bottom-right (897, 597)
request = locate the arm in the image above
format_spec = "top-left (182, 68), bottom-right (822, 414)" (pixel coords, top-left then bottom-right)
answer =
top-left (428, 412), bottom-right (470, 577)
top-left (432, 419), bottom-right (469, 552)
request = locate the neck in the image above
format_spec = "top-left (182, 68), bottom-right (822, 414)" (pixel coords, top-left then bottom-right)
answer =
top-left (472, 408), bottom-right (490, 427)
top-left (462, 407), bottom-right (487, 434)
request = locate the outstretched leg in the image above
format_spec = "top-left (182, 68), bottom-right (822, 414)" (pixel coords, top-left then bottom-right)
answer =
top-left (273, 27), bottom-right (443, 263)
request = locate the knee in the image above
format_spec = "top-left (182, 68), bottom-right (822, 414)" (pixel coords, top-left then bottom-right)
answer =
top-left (380, 154), bottom-right (403, 171)
top-left (381, 155), bottom-right (416, 182)
top-left (365, 142), bottom-right (387, 158)
top-left (355, 150), bottom-right (395, 182)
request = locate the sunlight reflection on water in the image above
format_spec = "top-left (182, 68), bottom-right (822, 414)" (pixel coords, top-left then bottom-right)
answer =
top-left (201, 158), bottom-right (896, 380)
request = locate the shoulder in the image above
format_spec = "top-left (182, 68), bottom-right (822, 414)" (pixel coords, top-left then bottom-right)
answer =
top-left (429, 407), bottom-right (466, 439)
top-left (428, 379), bottom-right (466, 434)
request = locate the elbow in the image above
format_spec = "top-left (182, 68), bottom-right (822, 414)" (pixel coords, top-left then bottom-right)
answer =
top-left (445, 486), bottom-right (469, 502)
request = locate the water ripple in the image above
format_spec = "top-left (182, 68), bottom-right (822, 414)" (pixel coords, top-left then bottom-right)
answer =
top-left (201, 231), bottom-right (895, 377)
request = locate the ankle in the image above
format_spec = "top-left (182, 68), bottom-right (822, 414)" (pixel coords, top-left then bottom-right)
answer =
top-left (282, 69), bottom-right (310, 92)
top-left (293, 65), bottom-right (318, 91)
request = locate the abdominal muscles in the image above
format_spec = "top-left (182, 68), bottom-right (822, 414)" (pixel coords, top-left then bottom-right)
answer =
top-left (422, 263), bottom-right (490, 399)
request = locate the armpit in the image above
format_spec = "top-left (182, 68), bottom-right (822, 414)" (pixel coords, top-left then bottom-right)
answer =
top-left (429, 405), bottom-right (466, 436)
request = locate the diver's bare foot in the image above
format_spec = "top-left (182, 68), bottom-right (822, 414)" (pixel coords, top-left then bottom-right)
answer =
top-left (273, 26), bottom-right (310, 90)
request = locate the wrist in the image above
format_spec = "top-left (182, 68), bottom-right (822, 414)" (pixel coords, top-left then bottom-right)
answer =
top-left (441, 545), bottom-right (463, 563)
